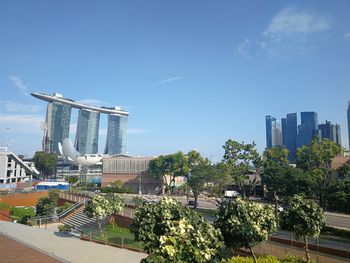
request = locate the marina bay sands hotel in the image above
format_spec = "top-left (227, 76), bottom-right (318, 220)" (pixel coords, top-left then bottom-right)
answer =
top-left (31, 93), bottom-right (129, 155)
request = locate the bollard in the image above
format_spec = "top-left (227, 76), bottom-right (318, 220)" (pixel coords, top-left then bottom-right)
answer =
top-left (122, 236), bottom-right (124, 249)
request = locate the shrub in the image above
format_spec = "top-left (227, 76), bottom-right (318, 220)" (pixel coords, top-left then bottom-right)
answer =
top-left (227, 255), bottom-right (280, 263)
top-left (56, 202), bottom-right (73, 214)
top-left (10, 207), bottom-right (35, 224)
top-left (58, 224), bottom-right (72, 232)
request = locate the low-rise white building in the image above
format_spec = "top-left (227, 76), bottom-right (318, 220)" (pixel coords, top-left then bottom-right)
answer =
top-left (0, 150), bottom-right (37, 184)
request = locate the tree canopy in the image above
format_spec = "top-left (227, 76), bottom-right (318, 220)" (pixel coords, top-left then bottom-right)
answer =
top-left (33, 151), bottom-right (58, 179)
top-left (131, 197), bottom-right (223, 263)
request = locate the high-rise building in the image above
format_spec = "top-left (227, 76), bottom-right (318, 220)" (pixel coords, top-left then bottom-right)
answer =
top-left (74, 109), bottom-right (100, 154)
top-left (42, 95), bottom-right (72, 154)
top-left (348, 101), bottom-right (350, 150)
top-left (284, 113), bottom-right (298, 162)
top-left (318, 120), bottom-right (342, 146)
top-left (31, 92), bottom-right (129, 156)
top-left (296, 112), bottom-right (319, 148)
top-left (104, 114), bottom-right (128, 155)
top-left (265, 116), bottom-right (282, 148)
top-left (281, 118), bottom-right (287, 146)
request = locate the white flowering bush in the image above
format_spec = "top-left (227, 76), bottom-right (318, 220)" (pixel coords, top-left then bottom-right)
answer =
top-left (215, 198), bottom-right (278, 262)
top-left (131, 196), bottom-right (223, 263)
top-left (84, 194), bottom-right (118, 235)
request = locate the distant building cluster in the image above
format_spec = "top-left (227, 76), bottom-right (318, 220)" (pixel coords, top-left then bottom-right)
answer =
top-left (266, 109), bottom-right (345, 162)
top-left (31, 93), bottom-right (129, 155)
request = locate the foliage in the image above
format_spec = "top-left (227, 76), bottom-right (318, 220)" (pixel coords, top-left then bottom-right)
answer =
top-left (35, 197), bottom-right (55, 217)
top-left (280, 195), bottom-right (325, 262)
top-left (226, 255), bottom-right (280, 263)
top-left (223, 139), bottom-right (262, 198)
top-left (66, 175), bottom-right (79, 185)
top-left (84, 194), bottom-right (112, 220)
top-left (33, 151), bottom-right (58, 178)
top-left (56, 202), bottom-right (73, 214)
top-left (215, 198), bottom-right (277, 262)
top-left (58, 224), bottom-right (72, 232)
top-left (336, 163), bottom-right (350, 177)
top-left (295, 138), bottom-right (341, 208)
top-left (262, 146), bottom-right (289, 210)
top-left (10, 207), bottom-right (35, 224)
top-left (131, 196), bottom-right (223, 262)
top-left (148, 151), bottom-right (190, 194)
top-left (206, 162), bottom-right (232, 198)
top-left (101, 180), bottom-right (134, 194)
top-left (48, 189), bottom-right (59, 206)
top-left (325, 179), bottom-right (350, 213)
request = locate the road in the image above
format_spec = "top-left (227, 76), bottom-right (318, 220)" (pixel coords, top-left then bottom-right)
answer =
top-left (123, 194), bottom-right (350, 230)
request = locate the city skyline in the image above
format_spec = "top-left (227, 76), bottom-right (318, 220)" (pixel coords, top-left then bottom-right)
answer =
top-left (0, 1), bottom-right (349, 161)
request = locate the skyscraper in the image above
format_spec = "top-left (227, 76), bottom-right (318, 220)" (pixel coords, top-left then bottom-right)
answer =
top-left (296, 112), bottom-right (319, 148)
top-left (348, 101), bottom-right (350, 150)
top-left (74, 109), bottom-right (100, 154)
top-left (104, 114), bottom-right (128, 155)
top-left (43, 98), bottom-right (72, 154)
top-left (318, 120), bottom-right (342, 146)
top-left (266, 115), bottom-right (282, 148)
top-left (284, 113), bottom-right (298, 162)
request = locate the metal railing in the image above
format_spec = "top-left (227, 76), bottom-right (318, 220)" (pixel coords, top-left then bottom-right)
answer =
top-left (58, 198), bottom-right (87, 220)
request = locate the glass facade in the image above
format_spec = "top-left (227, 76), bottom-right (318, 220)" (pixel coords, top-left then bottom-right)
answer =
top-left (104, 114), bottom-right (128, 155)
top-left (45, 102), bottom-right (71, 154)
top-left (284, 113), bottom-right (297, 162)
top-left (74, 109), bottom-right (100, 154)
top-left (296, 112), bottom-right (319, 148)
top-left (265, 115), bottom-right (281, 148)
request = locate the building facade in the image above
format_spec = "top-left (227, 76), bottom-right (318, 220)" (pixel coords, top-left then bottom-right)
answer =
top-left (284, 113), bottom-right (298, 162)
top-left (104, 114), bottom-right (128, 155)
top-left (102, 155), bottom-right (161, 194)
top-left (31, 92), bottom-right (129, 155)
top-left (74, 109), bottom-right (100, 154)
top-left (318, 120), bottom-right (342, 146)
top-left (0, 151), bottom-right (36, 185)
top-left (296, 111), bottom-right (319, 148)
top-left (265, 115), bottom-right (282, 148)
top-left (43, 98), bottom-right (72, 154)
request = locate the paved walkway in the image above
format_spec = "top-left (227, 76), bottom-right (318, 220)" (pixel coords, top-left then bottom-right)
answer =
top-left (0, 221), bottom-right (146, 263)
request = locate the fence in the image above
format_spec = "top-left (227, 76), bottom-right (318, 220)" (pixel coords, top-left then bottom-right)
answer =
top-left (80, 228), bottom-right (144, 253)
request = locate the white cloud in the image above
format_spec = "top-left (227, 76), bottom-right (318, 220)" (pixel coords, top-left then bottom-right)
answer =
top-left (0, 100), bottom-right (43, 113)
top-left (262, 7), bottom-right (331, 40)
top-left (153, 76), bottom-right (183, 87)
top-left (10, 76), bottom-right (30, 96)
top-left (0, 114), bottom-right (43, 134)
top-left (236, 38), bottom-right (252, 59)
top-left (235, 6), bottom-right (332, 59)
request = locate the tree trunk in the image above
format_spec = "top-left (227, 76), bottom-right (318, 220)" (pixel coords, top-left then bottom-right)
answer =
top-left (194, 194), bottom-right (198, 210)
top-left (249, 247), bottom-right (257, 263)
top-left (97, 219), bottom-right (104, 239)
top-left (303, 236), bottom-right (310, 263)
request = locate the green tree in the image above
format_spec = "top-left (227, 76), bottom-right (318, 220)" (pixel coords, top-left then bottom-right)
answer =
top-left (326, 179), bottom-right (350, 213)
top-left (223, 139), bottom-right (262, 198)
top-left (131, 197), bottom-right (223, 263)
top-left (337, 163), bottom-right (350, 177)
top-left (295, 138), bottom-right (341, 208)
top-left (215, 198), bottom-right (277, 263)
top-left (148, 151), bottom-right (189, 194)
top-left (262, 146), bottom-right (289, 213)
top-left (187, 163), bottom-right (211, 209)
top-left (206, 162), bottom-right (232, 199)
top-left (84, 194), bottom-right (112, 236)
top-left (106, 193), bottom-right (124, 228)
top-left (281, 195), bottom-right (325, 262)
top-left (35, 197), bottom-right (55, 217)
top-left (33, 151), bottom-right (58, 179)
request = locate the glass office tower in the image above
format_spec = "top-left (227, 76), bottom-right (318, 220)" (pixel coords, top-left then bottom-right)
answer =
top-left (265, 115), bottom-right (282, 148)
top-left (74, 109), bottom-right (100, 154)
top-left (104, 114), bottom-right (128, 155)
top-left (284, 113), bottom-right (298, 162)
top-left (43, 102), bottom-right (71, 154)
top-left (296, 112), bottom-right (319, 148)
top-left (318, 120), bottom-right (341, 146)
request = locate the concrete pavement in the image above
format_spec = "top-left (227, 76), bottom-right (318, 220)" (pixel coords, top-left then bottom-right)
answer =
top-left (0, 221), bottom-right (146, 263)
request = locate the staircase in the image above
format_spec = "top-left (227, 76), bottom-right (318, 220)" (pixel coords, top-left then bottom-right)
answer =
top-left (61, 205), bottom-right (108, 233)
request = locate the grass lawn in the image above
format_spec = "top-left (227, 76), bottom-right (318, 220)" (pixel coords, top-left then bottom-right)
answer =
top-left (95, 225), bottom-right (144, 250)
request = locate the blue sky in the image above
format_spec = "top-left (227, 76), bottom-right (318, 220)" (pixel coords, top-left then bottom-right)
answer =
top-left (0, 1), bottom-right (349, 161)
